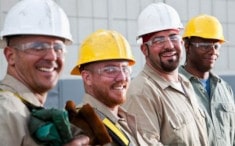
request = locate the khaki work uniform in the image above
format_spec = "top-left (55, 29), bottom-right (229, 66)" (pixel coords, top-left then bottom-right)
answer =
top-left (123, 65), bottom-right (208, 146)
top-left (81, 93), bottom-right (148, 146)
top-left (180, 66), bottom-right (235, 146)
top-left (0, 75), bottom-right (42, 146)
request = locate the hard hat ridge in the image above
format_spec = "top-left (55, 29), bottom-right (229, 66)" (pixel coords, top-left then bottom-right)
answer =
top-left (137, 2), bottom-right (183, 41)
top-left (70, 29), bottom-right (136, 75)
top-left (183, 14), bottom-right (226, 43)
top-left (0, 0), bottom-right (73, 48)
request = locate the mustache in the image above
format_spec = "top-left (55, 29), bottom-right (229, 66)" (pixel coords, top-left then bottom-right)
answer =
top-left (160, 48), bottom-right (176, 55)
top-left (37, 60), bottom-right (58, 68)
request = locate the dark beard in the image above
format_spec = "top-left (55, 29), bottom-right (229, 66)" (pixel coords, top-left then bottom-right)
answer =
top-left (160, 58), bottom-right (179, 72)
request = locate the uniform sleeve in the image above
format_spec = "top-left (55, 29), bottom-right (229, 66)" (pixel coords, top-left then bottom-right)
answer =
top-left (0, 98), bottom-right (27, 145)
top-left (0, 93), bottom-right (39, 146)
top-left (123, 85), bottom-right (164, 145)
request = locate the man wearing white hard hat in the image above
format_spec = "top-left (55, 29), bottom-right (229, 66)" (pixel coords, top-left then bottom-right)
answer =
top-left (0, 0), bottom-right (89, 145)
top-left (123, 2), bottom-right (208, 145)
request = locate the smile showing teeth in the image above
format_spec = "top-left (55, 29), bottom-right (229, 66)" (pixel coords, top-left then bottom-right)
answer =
top-left (39, 67), bottom-right (54, 72)
top-left (162, 52), bottom-right (176, 57)
top-left (113, 85), bottom-right (125, 90)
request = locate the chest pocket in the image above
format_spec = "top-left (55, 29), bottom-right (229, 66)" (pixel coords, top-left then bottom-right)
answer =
top-left (169, 111), bottom-right (191, 130)
top-left (221, 103), bottom-right (235, 112)
top-left (165, 111), bottom-right (191, 144)
top-left (218, 103), bottom-right (235, 126)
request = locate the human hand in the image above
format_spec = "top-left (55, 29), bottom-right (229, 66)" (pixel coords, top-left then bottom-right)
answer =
top-left (63, 135), bottom-right (90, 146)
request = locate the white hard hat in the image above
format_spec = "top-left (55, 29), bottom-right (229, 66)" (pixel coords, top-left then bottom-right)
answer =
top-left (137, 2), bottom-right (183, 40)
top-left (0, 0), bottom-right (73, 48)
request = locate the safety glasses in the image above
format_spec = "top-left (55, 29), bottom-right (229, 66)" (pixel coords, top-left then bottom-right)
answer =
top-left (146, 34), bottom-right (181, 47)
top-left (97, 66), bottom-right (132, 78)
top-left (190, 42), bottom-right (221, 51)
top-left (13, 41), bottom-right (66, 58)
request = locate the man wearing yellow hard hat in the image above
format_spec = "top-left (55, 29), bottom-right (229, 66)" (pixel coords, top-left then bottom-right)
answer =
top-left (68, 29), bottom-right (148, 145)
top-left (179, 14), bottom-right (235, 146)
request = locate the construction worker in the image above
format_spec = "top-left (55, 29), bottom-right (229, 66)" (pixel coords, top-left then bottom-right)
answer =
top-left (123, 2), bottom-right (208, 145)
top-left (0, 0), bottom-right (89, 145)
top-left (69, 29), bottom-right (148, 145)
top-left (179, 14), bottom-right (235, 146)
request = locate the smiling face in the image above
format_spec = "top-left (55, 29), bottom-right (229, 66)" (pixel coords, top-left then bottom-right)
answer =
top-left (185, 37), bottom-right (220, 73)
top-left (142, 29), bottom-right (183, 73)
top-left (4, 35), bottom-right (65, 94)
top-left (81, 60), bottom-right (131, 108)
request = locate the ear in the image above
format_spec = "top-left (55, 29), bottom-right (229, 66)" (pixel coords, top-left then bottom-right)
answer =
top-left (81, 70), bottom-right (93, 86)
top-left (4, 47), bottom-right (16, 66)
top-left (184, 40), bottom-right (190, 54)
top-left (140, 44), bottom-right (149, 56)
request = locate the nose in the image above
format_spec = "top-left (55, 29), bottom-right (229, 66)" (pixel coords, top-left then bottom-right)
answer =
top-left (208, 47), bottom-right (219, 56)
top-left (44, 48), bottom-right (58, 60)
top-left (164, 37), bottom-right (174, 48)
top-left (115, 70), bottom-right (130, 82)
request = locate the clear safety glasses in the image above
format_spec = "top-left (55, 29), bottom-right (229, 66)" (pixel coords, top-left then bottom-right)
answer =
top-left (97, 66), bottom-right (132, 78)
top-left (145, 34), bottom-right (181, 47)
top-left (13, 42), bottom-right (67, 58)
top-left (190, 42), bottom-right (221, 51)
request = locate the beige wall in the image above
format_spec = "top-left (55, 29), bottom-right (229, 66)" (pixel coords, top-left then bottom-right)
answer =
top-left (1, 0), bottom-right (235, 80)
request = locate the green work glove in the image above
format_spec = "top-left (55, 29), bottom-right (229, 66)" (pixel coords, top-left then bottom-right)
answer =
top-left (28, 108), bottom-right (73, 146)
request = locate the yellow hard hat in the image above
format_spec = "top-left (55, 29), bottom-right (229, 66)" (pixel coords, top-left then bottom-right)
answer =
top-left (183, 14), bottom-right (225, 43)
top-left (71, 29), bottom-right (136, 75)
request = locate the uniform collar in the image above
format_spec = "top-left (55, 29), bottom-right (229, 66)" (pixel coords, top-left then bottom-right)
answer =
top-left (0, 74), bottom-right (43, 107)
top-left (179, 65), bottom-right (222, 83)
top-left (82, 93), bottom-right (130, 123)
top-left (142, 64), bottom-right (191, 90)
